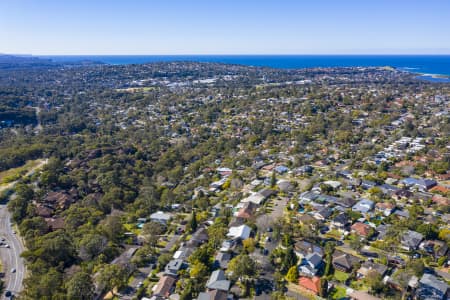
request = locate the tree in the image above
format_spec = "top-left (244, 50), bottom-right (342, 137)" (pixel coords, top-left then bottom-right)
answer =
top-left (189, 261), bottom-right (209, 279)
top-left (416, 224), bottom-right (438, 240)
top-left (281, 246), bottom-right (298, 273)
top-left (243, 238), bottom-right (256, 254)
top-left (100, 215), bottom-right (124, 243)
top-left (97, 264), bottom-right (127, 296)
top-left (349, 235), bottom-right (363, 253)
top-left (285, 265), bottom-right (299, 283)
top-left (189, 244), bottom-right (212, 267)
top-left (407, 259), bottom-right (425, 277)
top-left (66, 272), bottom-right (95, 300)
top-left (78, 233), bottom-right (108, 261)
top-left (228, 254), bottom-right (258, 296)
top-left (364, 270), bottom-right (383, 294)
top-left (189, 210), bottom-right (198, 233)
top-left (271, 171), bottom-right (277, 188)
top-left (438, 228), bottom-right (450, 242)
top-left (158, 253), bottom-right (173, 270)
top-left (324, 253), bottom-right (333, 276)
top-left (320, 277), bottom-right (328, 298)
top-left (142, 221), bottom-right (166, 247)
top-left (207, 220), bottom-right (228, 249)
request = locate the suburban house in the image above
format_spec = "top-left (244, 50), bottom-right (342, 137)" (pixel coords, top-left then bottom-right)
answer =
top-left (150, 211), bottom-right (172, 224)
top-left (214, 252), bottom-right (231, 269)
top-left (351, 222), bottom-right (373, 238)
top-left (227, 224), bottom-right (251, 240)
top-left (335, 197), bottom-right (356, 209)
top-left (400, 178), bottom-right (437, 191)
top-left (375, 202), bottom-right (396, 216)
top-left (275, 165), bottom-right (289, 174)
top-left (349, 290), bottom-right (382, 300)
top-left (235, 202), bottom-right (257, 219)
top-left (187, 227), bottom-right (209, 248)
top-left (164, 259), bottom-right (185, 277)
top-left (206, 270), bottom-right (230, 292)
top-left (331, 213), bottom-right (350, 231)
top-left (152, 275), bottom-right (176, 298)
top-left (240, 192), bottom-right (265, 205)
top-left (298, 276), bottom-right (321, 295)
top-left (173, 246), bottom-right (194, 261)
top-left (376, 224), bottom-right (391, 241)
top-left (332, 251), bottom-right (360, 273)
top-left (416, 274), bottom-right (449, 300)
top-left (352, 199), bottom-right (374, 214)
top-left (314, 207), bottom-right (333, 221)
top-left (419, 240), bottom-right (449, 258)
top-left (357, 261), bottom-right (388, 278)
top-left (197, 290), bottom-right (228, 300)
top-left (400, 230), bottom-right (424, 251)
top-left (298, 252), bottom-right (323, 277)
top-left (219, 240), bottom-right (235, 252)
top-left (294, 240), bottom-right (324, 258)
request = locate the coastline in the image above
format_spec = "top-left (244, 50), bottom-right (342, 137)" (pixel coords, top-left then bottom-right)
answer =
top-left (395, 67), bottom-right (450, 83)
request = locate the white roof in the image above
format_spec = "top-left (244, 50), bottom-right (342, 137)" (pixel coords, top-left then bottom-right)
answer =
top-left (323, 180), bottom-right (342, 189)
top-left (241, 192), bottom-right (265, 205)
top-left (227, 224), bottom-right (251, 240)
top-left (150, 211), bottom-right (172, 221)
top-left (173, 250), bottom-right (183, 259)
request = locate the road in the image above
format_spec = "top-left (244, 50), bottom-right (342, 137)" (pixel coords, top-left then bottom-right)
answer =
top-left (0, 204), bottom-right (25, 298)
top-left (0, 158), bottom-right (47, 298)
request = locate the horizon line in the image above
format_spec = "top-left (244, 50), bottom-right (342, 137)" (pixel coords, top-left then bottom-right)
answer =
top-left (3, 53), bottom-right (450, 56)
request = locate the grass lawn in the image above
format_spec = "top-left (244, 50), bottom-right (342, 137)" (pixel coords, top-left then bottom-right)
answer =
top-left (287, 283), bottom-right (317, 300)
top-left (0, 159), bottom-right (42, 184)
top-left (326, 229), bottom-right (342, 239)
top-left (333, 270), bottom-right (350, 282)
top-left (330, 285), bottom-right (347, 299)
top-left (124, 223), bottom-right (140, 235)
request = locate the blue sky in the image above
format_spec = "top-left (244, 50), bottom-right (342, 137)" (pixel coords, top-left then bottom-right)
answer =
top-left (1, 0), bottom-right (450, 55)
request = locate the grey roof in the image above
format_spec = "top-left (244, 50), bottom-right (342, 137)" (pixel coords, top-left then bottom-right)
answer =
top-left (197, 290), bottom-right (228, 300)
top-left (335, 197), bottom-right (356, 208)
top-left (214, 252), bottom-right (231, 269)
top-left (359, 261), bottom-right (388, 276)
top-left (417, 273), bottom-right (449, 300)
top-left (317, 207), bottom-right (333, 219)
top-left (306, 253), bottom-right (323, 268)
top-left (376, 224), bottom-right (391, 240)
top-left (332, 212), bottom-right (349, 225)
top-left (150, 211), bottom-right (172, 222)
top-left (401, 230), bottom-right (424, 249)
top-left (295, 240), bottom-right (324, 257)
top-left (206, 270), bottom-right (230, 291)
top-left (352, 199), bottom-right (374, 213)
top-left (394, 209), bottom-right (410, 218)
top-left (165, 259), bottom-right (184, 276)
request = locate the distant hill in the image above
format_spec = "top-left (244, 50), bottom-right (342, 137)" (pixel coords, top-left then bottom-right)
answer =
top-left (0, 54), bottom-right (57, 69)
top-left (0, 54), bottom-right (102, 70)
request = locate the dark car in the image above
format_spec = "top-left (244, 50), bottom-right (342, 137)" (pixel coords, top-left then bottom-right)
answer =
top-left (5, 290), bottom-right (11, 297)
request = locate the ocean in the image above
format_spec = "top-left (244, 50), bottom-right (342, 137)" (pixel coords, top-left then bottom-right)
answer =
top-left (41, 55), bottom-right (450, 81)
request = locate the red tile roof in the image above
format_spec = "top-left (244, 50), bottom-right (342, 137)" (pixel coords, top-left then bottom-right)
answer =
top-left (351, 222), bottom-right (372, 237)
top-left (298, 276), bottom-right (321, 294)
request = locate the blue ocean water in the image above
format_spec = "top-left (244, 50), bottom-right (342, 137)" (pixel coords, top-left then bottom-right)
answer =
top-left (41, 55), bottom-right (450, 78)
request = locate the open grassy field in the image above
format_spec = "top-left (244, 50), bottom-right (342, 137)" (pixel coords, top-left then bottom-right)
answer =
top-left (0, 159), bottom-right (43, 184)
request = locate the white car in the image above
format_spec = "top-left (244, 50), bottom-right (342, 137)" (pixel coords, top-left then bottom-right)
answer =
top-left (11, 268), bottom-right (15, 273)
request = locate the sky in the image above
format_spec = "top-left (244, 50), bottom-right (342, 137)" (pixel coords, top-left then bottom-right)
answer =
top-left (1, 0), bottom-right (450, 55)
